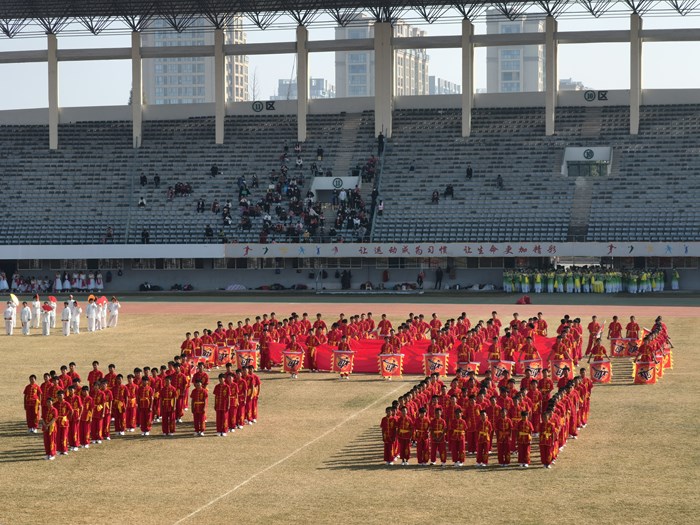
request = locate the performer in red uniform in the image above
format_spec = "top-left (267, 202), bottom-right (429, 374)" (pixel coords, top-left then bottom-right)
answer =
top-left (124, 374), bottom-right (138, 432)
top-left (53, 390), bottom-right (73, 455)
top-left (247, 366), bottom-right (261, 422)
top-left (78, 386), bottom-right (93, 447)
top-left (413, 407), bottom-right (431, 465)
top-left (540, 411), bottom-right (556, 468)
top-left (495, 407), bottom-right (513, 466)
top-left (476, 410), bottom-right (493, 466)
top-left (214, 374), bottom-right (231, 436)
top-left (41, 398), bottom-right (58, 460)
top-left (448, 407), bottom-right (467, 466)
top-left (234, 369), bottom-right (248, 428)
top-left (160, 376), bottom-right (178, 436)
top-left (87, 361), bottom-right (103, 390)
top-left (516, 411), bottom-right (534, 467)
top-left (429, 407), bottom-right (447, 466)
top-left (380, 407), bottom-right (398, 465)
top-left (225, 374), bottom-right (239, 432)
top-left (190, 379), bottom-right (208, 436)
top-left (396, 406), bottom-right (414, 465)
top-left (137, 376), bottom-right (154, 435)
top-left (626, 316), bottom-right (640, 340)
top-left (585, 316), bottom-right (601, 355)
top-left (112, 374), bottom-right (129, 435)
top-left (100, 381), bottom-right (114, 440)
top-left (23, 375), bottom-right (42, 433)
top-left (91, 382), bottom-right (106, 443)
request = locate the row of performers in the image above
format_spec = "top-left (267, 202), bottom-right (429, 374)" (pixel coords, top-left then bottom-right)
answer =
top-left (380, 370), bottom-right (593, 468)
top-left (23, 358), bottom-right (261, 460)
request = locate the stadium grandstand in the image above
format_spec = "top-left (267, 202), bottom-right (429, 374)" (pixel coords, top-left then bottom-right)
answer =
top-left (1, 1), bottom-right (699, 291)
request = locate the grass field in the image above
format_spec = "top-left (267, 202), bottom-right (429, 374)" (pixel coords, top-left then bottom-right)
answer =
top-left (1, 296), bottom-right (699, 525)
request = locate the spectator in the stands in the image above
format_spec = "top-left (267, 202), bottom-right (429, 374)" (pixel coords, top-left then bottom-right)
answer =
top-left (166, 187), bottom-right (174, 201)
top-left (339, 189), bottom-right (347, 206)
top-left (153, 174), bottom-right (161, 188)
top-left (141, 229), bottom-right (150, 244)
top-left (140, 174), bottom-right (147, 186)
top-left (211, 200), bottom-right (220, 214)
top-left (204, 225), bottom-right (214, 239)
top-left (210, 164), bottom-right (219, 177)
top-left (409, 160), bottom-right (415, 172)
top-left (251, 173), bottom-right (259, 188)
top-left (295, 156), bottom-right (303, 170)
top-left (316, 146), bottom-right (324, 161)
top-left (294, 142), bottom-right (302, 155)
top-left (105, 226), bottom-right (114, 243)
top-left (444, 184), bottom-right (454, 199)
top-left (377, 132), bottom-right (384, 156)
top-left (138, 196), bottom-right (146, 207)
top-left (496, 174), bottom-right (504, 190)
top-left (431, 191), bottom-right (440, 204)
top-left (466, 163), bottom-right (473, 180)
top-left (196, 198), bottom-right (205, 213)
top-left (377, 200), bottom-right (384, 216)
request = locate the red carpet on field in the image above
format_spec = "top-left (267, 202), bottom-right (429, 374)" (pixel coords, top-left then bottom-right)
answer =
top-left (269, 336), bottom-right (557, 375)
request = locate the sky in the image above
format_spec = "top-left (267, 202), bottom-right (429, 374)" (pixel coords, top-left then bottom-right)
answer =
top-left (0, 11), bottom-right (699, 109)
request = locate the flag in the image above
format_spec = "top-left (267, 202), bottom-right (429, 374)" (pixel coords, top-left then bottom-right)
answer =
top-left (633, 362), bottom-right (657, 385)
top-left (550, 359), bottom-right (574, 381)
top-left (378, 354), bottom-right (403, 379)
top-left (216, 346), bottom-right (231, 366)
top-left (590, 360), bottom-right (612, 383)
top-left (610, 339), bottom-right (627, 358)
top-left (200, 344), bottom-right (217, 365)
top-left (332, 351), bottom-right (355, 374)
top-left (663, 347), bottom-right (673, 370)
top-left (489, 360), bottom-right (514, 380)
top-left (423, 353), bottom-right (449, 377)
top-left (282, 351), bottom-right (304, 374)
top-left (456, 362), bottom-right (480, 375)
top-left (236, 349), bottom-right (259, 370)
top-left (521, 359), bottom-right (544, 380)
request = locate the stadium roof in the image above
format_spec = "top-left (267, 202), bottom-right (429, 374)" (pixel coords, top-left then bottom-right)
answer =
top-left (0, 1), bottom-right (697, 37)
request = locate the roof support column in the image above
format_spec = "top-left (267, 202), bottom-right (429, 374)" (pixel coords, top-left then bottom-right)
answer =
top-left (296, 25), bottom-right (308, 143)
top-left (47, 33), bottom-right (59, 150)
top-left (545, 16), bottom-right (558, 136)
top-left (461, 19), bottom-right (474, 137)
top-left (630, 13), bottom-right (642, 135)
top-left (131, 31), bottom-right (142, 148)
top-left (374, 21), bottom-right (393, 138)
top-left (214, 28), bottom-right (225, 144)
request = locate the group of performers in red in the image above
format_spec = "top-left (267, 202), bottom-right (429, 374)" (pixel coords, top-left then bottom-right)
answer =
top-left (381, 368), bottom-right (593, 469)
top-left (23, 357), bottom-right (261, 460)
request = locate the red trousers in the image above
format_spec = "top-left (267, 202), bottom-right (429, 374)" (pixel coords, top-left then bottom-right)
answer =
top-left (228, 406), bottom-right (237, 430)
top-left (161, 412), bottom-right (176, 434)
top-left (586, 335), bottom-right (595, 355)
top-left (497, 440), bottom-right (511, 464)
top-left (540, 444), bottom-right (554, 466)
top-left (517, 443), bottom-right (531, 464)
top-left (176, 396), bottom-right (185, 420)
top-left (451, 438), bottom-right (466, 463)
top-left (398, 438), bottom-right (411, 461)
top-left (260, 348), bottom-right (271, 370)
top-left (251, 397), bottom-right (259, 420)
top-left (126, 406), bottom-right (137, 429)
top-left (307, 348), bottom-right (318, 371)
top-left (236, 402), bottom-right (247, 426)
top-left (477, 440), bottom-right (491, 464)
top-left (246, 399), bottom-right (253, 422)
top-left (216, 410), bottom-right (229, 434)
top-left (139, 409), bottom-right (152, 432)
top-left (91, 418), bottom-right (103, 441)
top-left (193, 412), bottom-right (206, 432)
top-left (80, 421), bottom-right (91, 445)
top-left (68, 419), bottom-right (79, 448)
top-left (114, 410), bottom-right (126, 432)
top-left (416, 439), bottom-right (430, 464)
top-left (184, 388), bottom-right (190, 409)
top-left (383, 441), bottom-right (396, 462)
top-left (152, 398), bottom-right (161, 419)
top-left (466, 431), bottom-right (477, 453)
top-left (430, 441), bottom-right (447, 463)
top-left (569, 409), bottom-right (579, 436)
top-left (25, 407), bottom-right (39, 430)
top-left (56, 425), bottom-right (69, 453)
top-left (530, 413), bottom-right (541, 434)
top-left (102, 412), bottom-right (111, 438)
top-left (43, 429), bottom-right (57, 457)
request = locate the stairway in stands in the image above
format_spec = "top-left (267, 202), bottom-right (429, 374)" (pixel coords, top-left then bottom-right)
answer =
top-left (567, 177), bottom-right (593, 241)
top-left (331, 113), bottom-right (363, 177)
top-left (581, 107), bottom-right (603, 138)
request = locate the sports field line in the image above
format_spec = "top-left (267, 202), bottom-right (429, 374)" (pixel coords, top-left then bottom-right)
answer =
top-left (173, 382), bottom-right (405, 524)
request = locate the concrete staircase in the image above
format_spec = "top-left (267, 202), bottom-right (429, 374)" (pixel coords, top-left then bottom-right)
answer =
top-left (581, 107), bottom-right (603, 138)
top-left (567, 176), bottom-right (593, 241)
top-left (332, 113), bottom-right (364, 177)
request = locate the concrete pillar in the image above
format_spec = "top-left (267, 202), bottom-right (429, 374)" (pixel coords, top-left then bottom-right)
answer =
top-left (296, 25), bottom-right (308, 142)
top-left (131, 31), bottom-right (142, 148)
top-left (545, 16), bottom-right (558, 136)
top-left (630, 13), bottom-right (642, 135)
top-left (47, 33), bottom-right (59, 150)
top-left (214, 28), bottom-right (225, 144)
top-left (461, 19), bottom-right (474, 137)
top-left (374, 22), bottom-right (393, 138)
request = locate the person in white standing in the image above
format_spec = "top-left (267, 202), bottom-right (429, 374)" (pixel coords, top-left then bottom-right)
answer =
top-left (4, 302), bottom-right (14, 335)
top-left (94, 302), bottom-right (102, 331)
top-left (70, 300), bottom-right (82, 334)
top-left (100, 302), bottom-right (108, 330)
top-left (61, 301), bottom-right (72, 336)
top-left (41, 302), bottom-right (52, 336)
top-left (107, 297), bottom-right (121, 328)
top-left (49, 298), bottom-right (57, 328)
top-left (86, 298), bottom-right (98, 332)
top-left (31, 295), bottom-right (41, 329)
top-left (20, 301), bottom-right (32, 335)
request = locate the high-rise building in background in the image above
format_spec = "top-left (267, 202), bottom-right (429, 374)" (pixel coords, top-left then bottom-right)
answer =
top-left (486, 10), bottom-right (545, 93)
top-left (559, 78), bottom-right (589, 91)
top-left (335, 17), bottom-right (429, 98)
top-left (429, 76), bottom-right (462, 95)
top-left (142, 17), bottom-right (248, 105)
top-left (270, 78), bottom-right (336, 100)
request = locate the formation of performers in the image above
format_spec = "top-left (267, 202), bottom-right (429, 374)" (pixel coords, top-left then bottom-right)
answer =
top-left (0, 271), bottom-right (106, 293)
top-left (503, 268), bottom-right (678, 293)
top-left (381, 369), bottom-right (593, 468)
top-left (23, 358), bottom-right (261, 460)
top-left (4, 295), bottom-right (121, 336)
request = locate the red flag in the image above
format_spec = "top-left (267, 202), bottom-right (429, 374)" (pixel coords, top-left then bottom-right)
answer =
top-left (200, 344), bottom-right (217, 365)
top-left (550, 359), bottom-right (574, 381)
top-left (332, 351), bottom-right (355, 374)
top-left (283, 351), bottom-right (304, 374)
top-left (633, 362), bottom-right (657, 385)
top-left (236, 349), bottom-right (259, 370)
top-left (378, 354), bottom-right (403, 379)
top-left (216, 346), bottom-right (231, 367)
top-left (423, 353), bottom-right (449, 377)
top-left (520, 359), bottom-right (544, 380)
top-left (590, 360), bottom-right (612, 383)
top-left (610, 339), bottom-right (627, 358)
top-left (489, 360), bottom-right (514, 380)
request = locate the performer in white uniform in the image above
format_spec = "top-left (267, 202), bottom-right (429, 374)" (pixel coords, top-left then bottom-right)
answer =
top-left (70, 301), bottom-right (82, 334)
top-left (31, 295), bottom-right (41, 329)
top-left (41, 303), bottom-right (51, 336)
top-left (49, 298), bottom-right (57, 328)
top-left (5, 301), bottom-right (15, 335)
top-left (94, 302), bottom-right (102, 331)
top-left (107, 297), bottom-right (121, 328)
top-left (100, 302), bottom-right (108, 330)
top-left (61, 302), bottom-right (72, 336)
top-left (20, 301), bottom-right (32, 335)
top-left (86, 298), bottom-right (98, 332)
